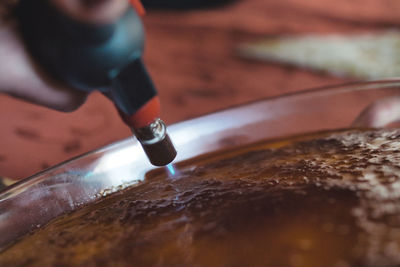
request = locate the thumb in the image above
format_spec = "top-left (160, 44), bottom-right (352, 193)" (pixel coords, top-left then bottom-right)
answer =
top-left (49, 0), bottom-right (130, 24)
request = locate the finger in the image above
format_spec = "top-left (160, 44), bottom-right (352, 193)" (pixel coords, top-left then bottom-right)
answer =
top-left (50, 0), bottom-right (129, 24)
top-left (0, 22), bottom-right (87, 112)
top-left (353, 96), bottom-right (400, 128)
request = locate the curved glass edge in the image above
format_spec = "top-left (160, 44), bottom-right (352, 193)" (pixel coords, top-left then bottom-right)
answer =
top-left (1, 79), bottom-right (400, 249)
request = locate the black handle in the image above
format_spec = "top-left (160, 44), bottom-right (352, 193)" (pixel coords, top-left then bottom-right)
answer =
top-left (16, 0), bottom-right (145, 92)
top-left (16, 0), bottom-right (159, 115)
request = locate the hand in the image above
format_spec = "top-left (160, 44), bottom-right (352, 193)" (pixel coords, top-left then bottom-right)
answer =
top-left (0, 0), bottom-right (128, 112)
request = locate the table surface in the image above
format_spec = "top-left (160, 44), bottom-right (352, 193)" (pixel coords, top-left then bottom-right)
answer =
top-left (1, 0), bottom-right (399, 179)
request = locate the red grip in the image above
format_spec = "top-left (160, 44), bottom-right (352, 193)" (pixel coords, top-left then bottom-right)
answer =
top-left (119, 96), bottom-right (161, 129)
top-left (129, 0), bottom-right (146, 16)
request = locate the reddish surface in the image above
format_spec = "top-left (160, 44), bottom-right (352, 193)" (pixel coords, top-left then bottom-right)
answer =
top-left (1, 0), bottom-right (400, 179)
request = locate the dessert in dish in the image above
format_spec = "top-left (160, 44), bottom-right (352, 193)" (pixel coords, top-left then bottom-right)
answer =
top-left (1, 128), bottom-right (400, 266)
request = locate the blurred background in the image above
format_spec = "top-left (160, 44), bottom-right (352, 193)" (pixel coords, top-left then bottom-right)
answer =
top-left (1, 0), bottom-right (399, 179)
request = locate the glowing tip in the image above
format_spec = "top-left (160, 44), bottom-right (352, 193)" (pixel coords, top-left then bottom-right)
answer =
top-left (166, 163), bottom-right (176, 176)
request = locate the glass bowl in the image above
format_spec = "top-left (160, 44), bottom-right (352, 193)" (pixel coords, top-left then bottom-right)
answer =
top-left (2, 79), bottom-right (400, 249)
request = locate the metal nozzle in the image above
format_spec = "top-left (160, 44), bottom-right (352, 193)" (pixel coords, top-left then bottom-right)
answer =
top-left (132, 118), bottom-right (177, 166)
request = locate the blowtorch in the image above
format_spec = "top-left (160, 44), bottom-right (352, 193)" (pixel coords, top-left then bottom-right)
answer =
top-left (15, 0), bottom-right (177, 166)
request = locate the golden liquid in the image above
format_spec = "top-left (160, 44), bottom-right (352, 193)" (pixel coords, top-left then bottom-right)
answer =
top-left (2, 128), bottom-right (400, 266)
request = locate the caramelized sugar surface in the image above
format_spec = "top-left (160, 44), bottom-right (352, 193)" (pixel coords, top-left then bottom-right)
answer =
top-left (2, 129), bottom-right (400, 266)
